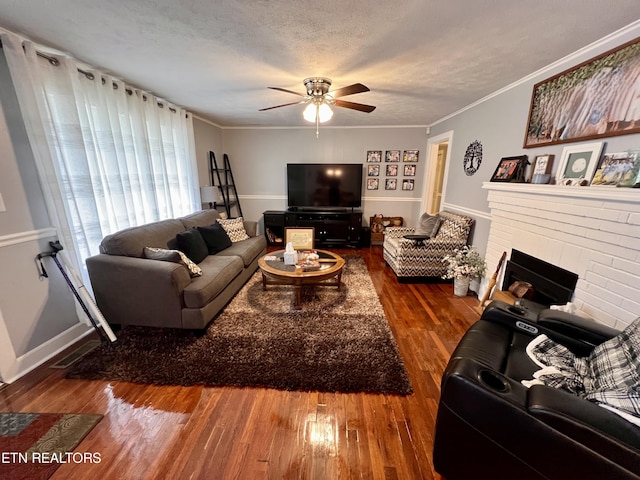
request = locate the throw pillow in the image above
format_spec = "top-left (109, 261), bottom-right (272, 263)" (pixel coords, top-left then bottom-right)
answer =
top-left (143, 247), bottom-right (203, 277)
top-left (217, 217), bottom-right (250, 242)
top-left (414, 213), bottom-right (441, 238)
top-left (175, 228), bottom-right (209, 263)
top-left (197, 223), bottom-right (232, 254)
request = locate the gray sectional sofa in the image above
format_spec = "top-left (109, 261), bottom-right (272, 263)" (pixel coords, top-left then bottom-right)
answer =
top-left (86, 209), bottom-right (267, 330)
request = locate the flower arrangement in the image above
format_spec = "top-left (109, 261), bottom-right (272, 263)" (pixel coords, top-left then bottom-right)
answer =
top-left (442, 245), bottom-right (487, 280)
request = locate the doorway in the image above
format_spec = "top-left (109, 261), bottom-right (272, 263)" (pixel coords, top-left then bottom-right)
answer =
top-left (422, 130), bottom-right (453, 214)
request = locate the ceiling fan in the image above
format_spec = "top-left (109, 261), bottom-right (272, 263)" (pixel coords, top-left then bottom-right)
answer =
top-left (259, 77), bottom-right (376, 136)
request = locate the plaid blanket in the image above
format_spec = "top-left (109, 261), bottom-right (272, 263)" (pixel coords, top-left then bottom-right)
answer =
top-left (523, 317), bottom-right (640, 423)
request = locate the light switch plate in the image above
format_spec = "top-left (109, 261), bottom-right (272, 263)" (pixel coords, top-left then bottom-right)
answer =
top-left (0, 193), bottom-right (5, 212)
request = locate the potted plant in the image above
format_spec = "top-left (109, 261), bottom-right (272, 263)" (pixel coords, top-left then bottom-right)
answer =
top-left (442, 245), bottom-right (487, 296)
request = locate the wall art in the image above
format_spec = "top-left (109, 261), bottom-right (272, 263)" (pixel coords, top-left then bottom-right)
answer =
top-left (524, 37), bottom-right (640, 148)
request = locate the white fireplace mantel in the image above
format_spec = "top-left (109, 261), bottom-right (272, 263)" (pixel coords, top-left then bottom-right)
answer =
top-left (481, 182), bottom-right (640, 329)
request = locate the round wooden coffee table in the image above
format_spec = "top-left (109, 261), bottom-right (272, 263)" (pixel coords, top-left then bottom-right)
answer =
top-left (258, 250), bottom-right (345, 309)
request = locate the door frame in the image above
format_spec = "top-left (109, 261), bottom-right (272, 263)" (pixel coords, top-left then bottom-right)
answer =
top-left (421, 130), bottom-right (453, 214)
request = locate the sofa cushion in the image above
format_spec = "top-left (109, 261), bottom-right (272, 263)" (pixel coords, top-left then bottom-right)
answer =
top-left (183, 255), bottom-right (244, 308)
top-left (197, 224), bottom-right (232, 254)
top-left (99, 219), bottom-right (185, 257)
top-left (415, 213), bottom-right (441, 237)
top-left (218, 217), bottom-right (250, 242)
top-left (176, 228), bottom-right (209, 264)
top-left (216, 235), bottom-right (266, 267)
top-left (143, 247), bottom-right (203, 277)
top-left (180, 209), bottom-right (221, 229)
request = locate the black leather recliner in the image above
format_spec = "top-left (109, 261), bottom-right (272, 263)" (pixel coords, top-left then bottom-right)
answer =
top-left (433, 300), bottom-right (640, 480)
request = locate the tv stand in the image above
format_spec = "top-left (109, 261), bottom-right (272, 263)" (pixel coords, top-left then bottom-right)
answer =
top-left (263, 209), bottom-right (363, 248)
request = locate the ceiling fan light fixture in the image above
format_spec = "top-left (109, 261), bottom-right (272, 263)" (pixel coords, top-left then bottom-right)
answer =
top-left (302, 102), bottom-right (333, 123)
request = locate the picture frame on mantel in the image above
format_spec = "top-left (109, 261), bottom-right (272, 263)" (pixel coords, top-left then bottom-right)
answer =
top-left (555, 142), bottom-right (603, 186)
top-left (490, 155), bottom-right (528, 182)
top-left (529, 154), bottom-right (554, 184)
top-left (523, 36), bottom-right (640, 148)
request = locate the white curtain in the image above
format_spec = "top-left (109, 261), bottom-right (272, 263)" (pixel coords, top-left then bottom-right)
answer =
top-left (1, 30), bottom-right (199, 276)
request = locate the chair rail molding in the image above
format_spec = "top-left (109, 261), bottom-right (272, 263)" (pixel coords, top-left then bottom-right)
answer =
top-left (0, 227), bottom-right (57, 248)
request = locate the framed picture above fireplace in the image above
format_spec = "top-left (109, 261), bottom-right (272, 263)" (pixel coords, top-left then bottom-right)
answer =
top-left (523, 36), bottom-right (640, 148)
top-left (556, 142), bottom-right (603, 186)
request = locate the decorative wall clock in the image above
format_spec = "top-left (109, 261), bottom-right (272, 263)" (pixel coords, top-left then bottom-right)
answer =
top-left (463, 140), bottom-right (482, 176)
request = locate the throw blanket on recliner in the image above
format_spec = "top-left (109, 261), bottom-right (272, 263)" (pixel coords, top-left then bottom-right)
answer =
top-left (522, 317), bottom-right (640, 424)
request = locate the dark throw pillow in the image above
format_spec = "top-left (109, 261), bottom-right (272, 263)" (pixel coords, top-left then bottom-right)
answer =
top-left (197, 223), bottom-right (233, 254)
top-left (176, 228), bottom-right (209, 264)
top-left (414, 213), bottom-right (441, 238)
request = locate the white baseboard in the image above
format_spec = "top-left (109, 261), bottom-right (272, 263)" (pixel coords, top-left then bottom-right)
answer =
top-left (1, 323), bottom-right (94, 384)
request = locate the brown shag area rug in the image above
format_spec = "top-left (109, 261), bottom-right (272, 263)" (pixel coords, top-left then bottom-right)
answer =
top-left (66, 255), bottom-right (412, 395)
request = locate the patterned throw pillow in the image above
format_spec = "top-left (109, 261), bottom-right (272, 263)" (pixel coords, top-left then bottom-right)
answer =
top-left (217, 217), bottom-right (250, 242)
top-left (143, 247), bottom-right (203, 277)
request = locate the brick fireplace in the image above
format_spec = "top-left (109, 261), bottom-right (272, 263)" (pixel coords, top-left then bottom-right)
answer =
top-left (481, 183), bottom-right (640, 330)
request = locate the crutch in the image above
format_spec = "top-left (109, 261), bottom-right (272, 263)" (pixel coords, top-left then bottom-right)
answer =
top-left (37, 241), bottom-right (117, 343)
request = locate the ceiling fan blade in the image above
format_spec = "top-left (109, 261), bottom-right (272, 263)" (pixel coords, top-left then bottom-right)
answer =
top-left (259, 100), bottom-right (307, 111)
top-left (267, 86), bottom-right (305, 96)
top-left (333, 99), bottom-right (376, 113)
top-left (329, 83), bottom-right (370, 98)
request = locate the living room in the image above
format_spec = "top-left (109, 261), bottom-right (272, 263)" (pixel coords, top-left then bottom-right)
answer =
top-left (1, 3), bottom-right (640, 478)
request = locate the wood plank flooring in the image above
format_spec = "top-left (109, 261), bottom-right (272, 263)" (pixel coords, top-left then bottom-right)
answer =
top-left (0, 247), bottom-right (480, 480)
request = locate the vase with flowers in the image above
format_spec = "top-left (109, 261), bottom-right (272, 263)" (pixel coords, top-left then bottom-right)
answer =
top-left (442, 245), bottom-right (487, 297)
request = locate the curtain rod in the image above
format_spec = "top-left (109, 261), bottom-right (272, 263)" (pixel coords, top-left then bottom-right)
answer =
top-left (0, 39), bottom-right (183, 115)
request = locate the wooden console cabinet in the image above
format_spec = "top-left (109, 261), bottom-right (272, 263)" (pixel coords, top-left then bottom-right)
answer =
top-left (263, 210), bottom-right (362, 248)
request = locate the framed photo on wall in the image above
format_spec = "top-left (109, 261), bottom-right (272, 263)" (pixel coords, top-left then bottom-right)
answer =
top-left (403, 150), bottom-right (419, 162)
top-left (402, 179), bottom-right (414, 190)
top-left (403, 164), bottom-right (416, 176)
top-left (555, 142), bottom-right (603, 186)
top-left (385, 150), bottom-right (401, 162)
top-left (367, 164), bottom-right (380, 176)
top-left (367, 150), bottom-right (382, 162)
top-left (385, 178), bottom-right (397, 190)
top-left (386, 164), bottom-right (398, 176)
top-left (367, 178), bottom-right (379, 190)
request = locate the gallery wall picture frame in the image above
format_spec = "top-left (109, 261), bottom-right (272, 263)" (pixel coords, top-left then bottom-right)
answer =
top-left (530, 154), bottom-right (555, 184)
top-left (367, 164), bottom-right (380, 176)
top-left (367, 150), bottom-right (382, 162)
top-left (386, 164), bottom-right (398, 176)
top-left (490, 155), bottom-right (529, 182)
top-left (403, 164), bottom-right (416, 176)
top-left (403, 150), bottom-right (419, 162)
top-left (524, 36), bottom-right (640, 148)
top-left (402, 179), bottom-right (415, 190)
top-left (555, 142), bottom-right (604, 186)
top-left (385, 179), bottom-right (397, 190)
top-left (385, 150), bottom-right (401, 162)
top-left (367, 178), bottom-right (379, 190)
top-left (284, 227), bottom-right (315, 251)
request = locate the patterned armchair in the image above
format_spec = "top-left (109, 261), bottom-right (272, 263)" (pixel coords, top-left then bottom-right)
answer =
top-left (383, 211), bottom-right (474, 278)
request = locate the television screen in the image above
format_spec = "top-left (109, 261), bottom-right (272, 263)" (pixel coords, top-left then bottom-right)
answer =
top-left (287, 163), bottom-right (363, 209)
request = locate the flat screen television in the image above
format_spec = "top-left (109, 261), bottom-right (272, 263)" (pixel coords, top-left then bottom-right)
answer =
top-left (287, 163), bottom-right (363, 209)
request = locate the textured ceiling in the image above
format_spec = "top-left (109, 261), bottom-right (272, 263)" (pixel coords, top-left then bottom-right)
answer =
top-left (0, 1), bottom-right (639, 127)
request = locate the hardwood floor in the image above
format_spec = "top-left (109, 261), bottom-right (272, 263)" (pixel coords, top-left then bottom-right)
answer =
top-left (0, 247), bottom-right (480, 480)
